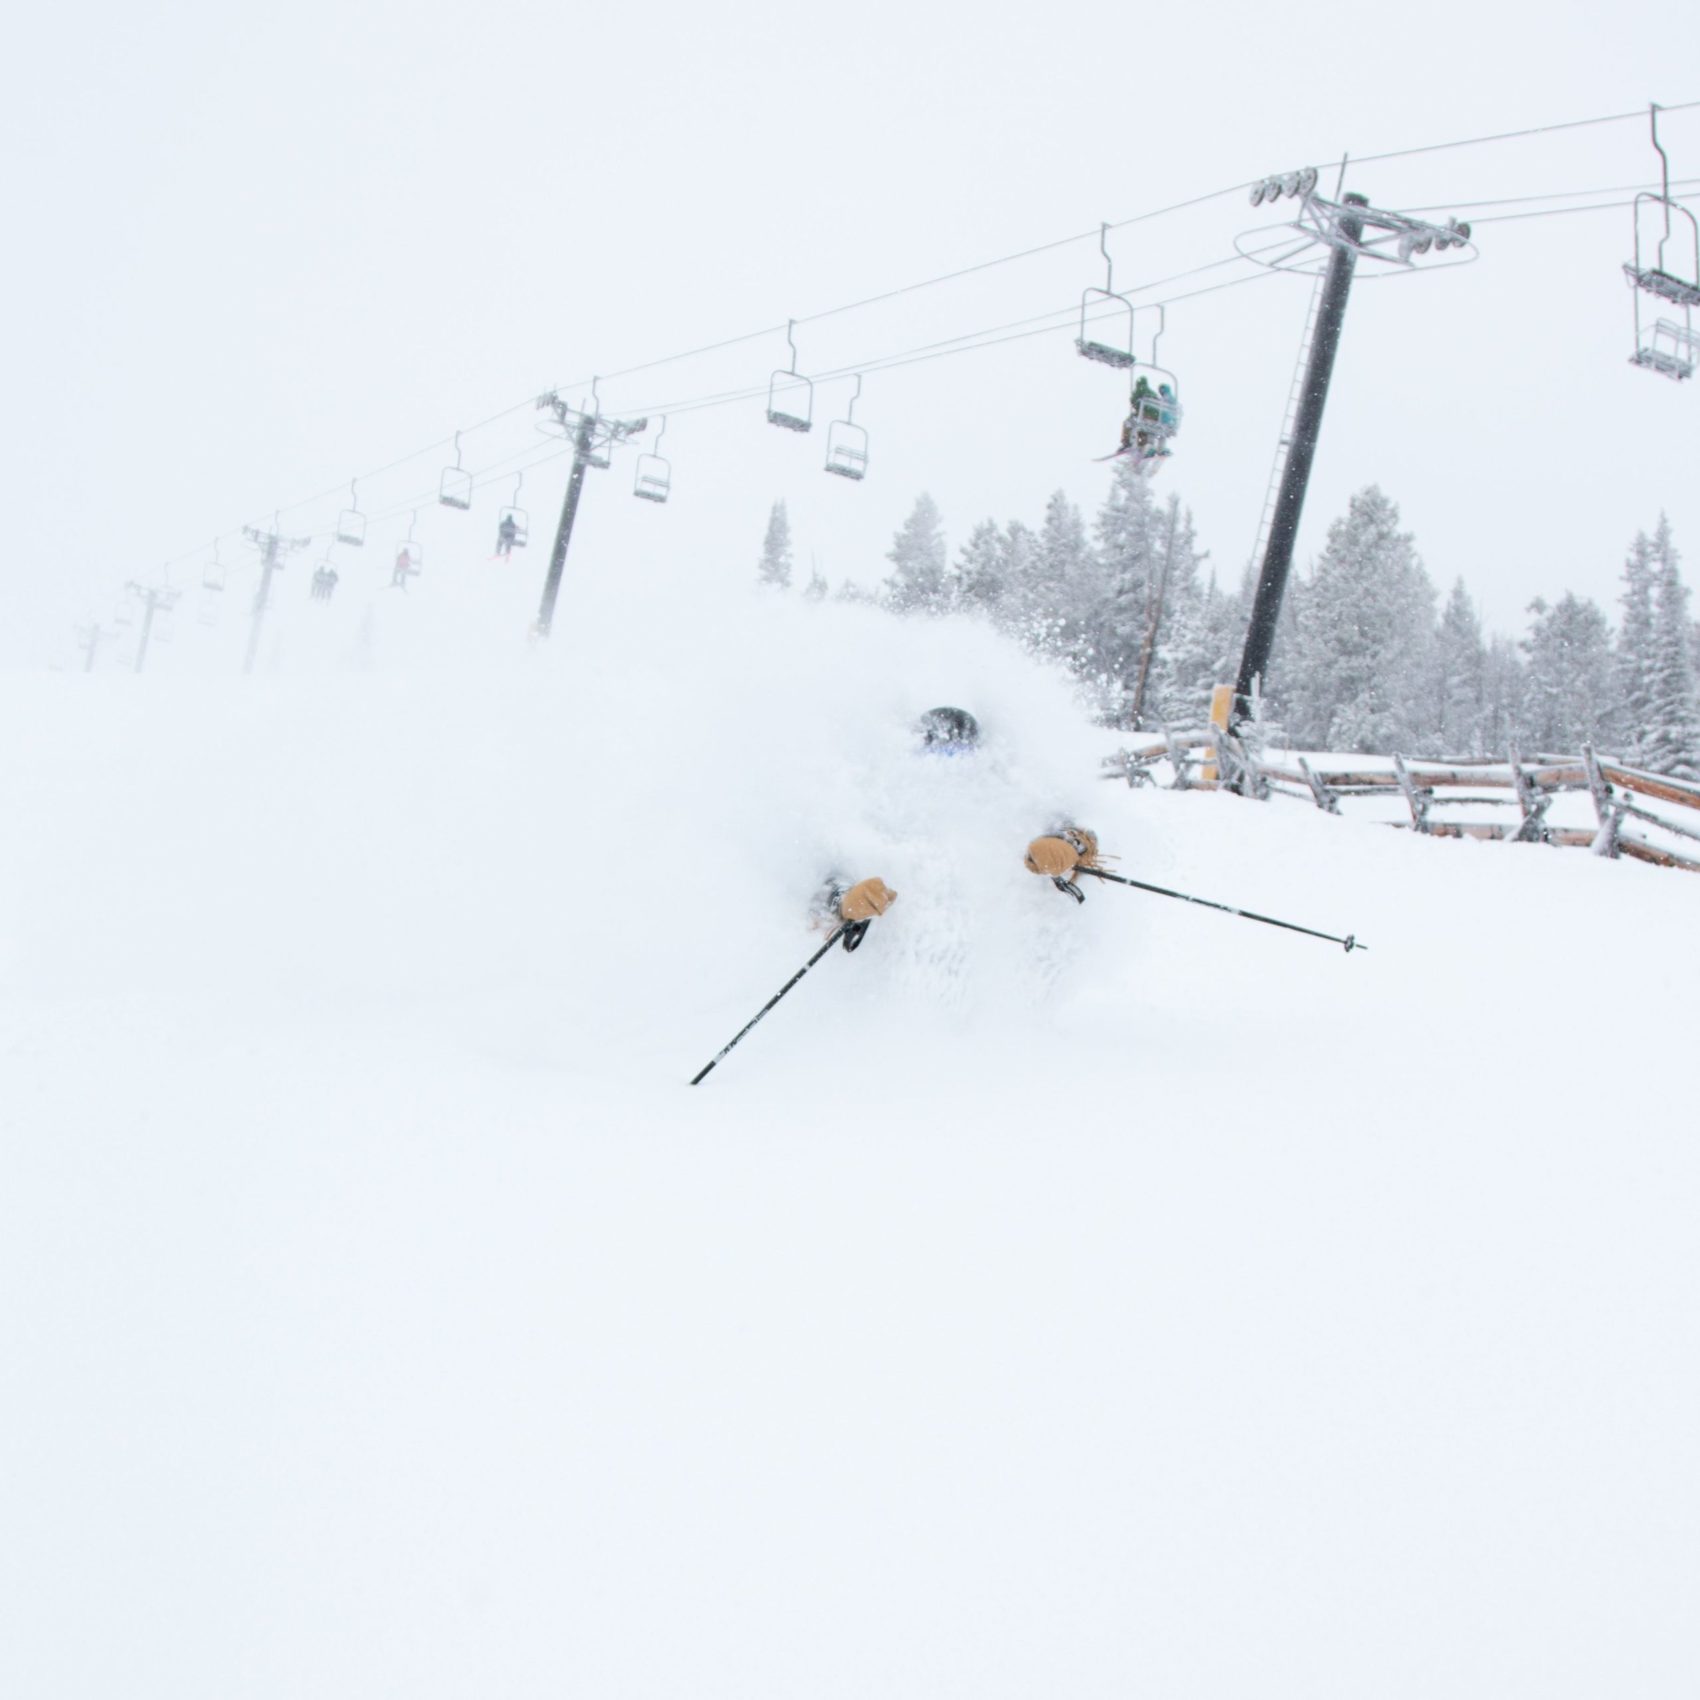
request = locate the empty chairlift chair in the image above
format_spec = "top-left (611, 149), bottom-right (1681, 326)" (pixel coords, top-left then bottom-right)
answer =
top-left (336, 480), bottom-right (368, 547)
top-left (1632, 317), bottom-right (1700, 381)
top-left (766, 319), bottom-right (813, 432)
top-left (633, 418), bottom-right (671, 503)
top-left (1076, 222), bottom-right (1139, 369)
top-left (824, 376), bottom-right (869, 481)
top-left (439, 431), bottom-right (474, 510)
top-left (578, 380), bottom-right (614, 470)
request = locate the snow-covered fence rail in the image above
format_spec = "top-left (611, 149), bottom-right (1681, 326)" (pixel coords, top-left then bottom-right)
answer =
top-left (1102, 734), bottom-right (1700, 873)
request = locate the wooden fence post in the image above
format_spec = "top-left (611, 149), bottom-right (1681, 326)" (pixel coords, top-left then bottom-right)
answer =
top-left (1297, 756), bottom-right (1340, 814)
top-left (1392, 754), bottom-right (1431, 833)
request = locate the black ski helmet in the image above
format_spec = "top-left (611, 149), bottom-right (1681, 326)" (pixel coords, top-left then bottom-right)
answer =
top-left (917, 705), bottom-right (981, 754)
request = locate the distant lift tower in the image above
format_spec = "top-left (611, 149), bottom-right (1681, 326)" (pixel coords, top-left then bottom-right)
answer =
top-left (1229, 173), bottom-right (1476, 731)
top-left (242, 521), bottom-right (311, 674)
top-left (533, 387), bottom-right (648, 638)
top-left (125, 579), bottom-right (182, 674)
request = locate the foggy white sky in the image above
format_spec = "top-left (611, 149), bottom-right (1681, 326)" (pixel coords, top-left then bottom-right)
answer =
top-left (3, 0), bottom-right (1697, 670)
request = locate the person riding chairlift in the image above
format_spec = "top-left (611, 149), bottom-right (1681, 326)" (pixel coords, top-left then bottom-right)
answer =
top-left (1119, 375), bottom-right (1174, 467)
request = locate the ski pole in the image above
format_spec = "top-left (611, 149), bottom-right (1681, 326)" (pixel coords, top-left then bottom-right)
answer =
top-left (1078, 867), bottom-right (1366, 953)
top-left (690, 924), bottom-right (850, 1085)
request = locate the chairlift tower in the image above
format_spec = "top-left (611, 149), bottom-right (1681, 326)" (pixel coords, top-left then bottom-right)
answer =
top-left (125, 579), bottom-right (182, 675)
top-left (241, 520), bottom-right (311, 675)
top-left (533, 389), bottom-right (648, 638)
top-left (1229, 175), bottom-right (1477, 731)
top-left (74, 621), bottom-right (106, 673)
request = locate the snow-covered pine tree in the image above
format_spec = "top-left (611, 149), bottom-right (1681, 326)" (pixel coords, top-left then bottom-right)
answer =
top-left (883, 493), bottom-right (949, 613)
top-left (1028, 490), bottom-right (1094, 665)
top-left (1518, 593), bottom-right (1615, 754)
top-left (803, 563), bottom-right (828, 602)
top-left (757, 501), bottom-right (793, 590)
top-left (1148, 569), bottom-right (1241, 730)
top-left (1435, 578), bottom-right (1488, 754)
top-left (1285, 486), bottom-right (1437, 754)
top-left (954, 519), bottom-right (1007, 617)
top-left (1614, 524), bottom-right (1660, 764)
top-left (1075, 463), bottom-right (1157, 725)
top-left (995, 520), bottom-right (1042, 643)
top-left (1480, 636), bottom-right (1524, 755)
top-left (1642, 521), bottom-right (1700, 780)
top-left (1119, 496), bottom-right (1206, 730)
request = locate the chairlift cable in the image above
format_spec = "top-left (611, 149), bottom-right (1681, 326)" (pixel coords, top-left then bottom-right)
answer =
top-left (1462, 188), bottom-right (1700, 227)
top-left (142, 98), bottom-right (1700, 583)
top-left (545, 101), bottom-right (1698, 402)
top-left (623, 261), bottom-right (1292, 425)
top-left (1395, 175), bottom-right (1700, 215)
top-left (1345, 99), bottom-right (1700, 172)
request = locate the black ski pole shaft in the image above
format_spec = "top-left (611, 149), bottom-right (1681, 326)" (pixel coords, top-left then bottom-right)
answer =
top-left (1080, 868), bottom-right (1366, 953)
top-left (690, 924), bottom-right (849, 1086)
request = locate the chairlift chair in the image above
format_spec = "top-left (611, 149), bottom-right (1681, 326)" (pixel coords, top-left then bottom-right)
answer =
top-left (1076, 223), bottom-right (1139, 369)
top-left (392, 514), bottom-right (423, 587)
top-left (633, 417), bottom-right (671, 502)
top-left (578, 382), bottom-right (614, 469)
top-left (311, 556), bottom-right (340, 602)
top-left (1630, 316), bottom-right (1699, 381)
top-left (766, 319), bottom-right (814, 432)
top-left (1624, 108), bottom-right (1700, 312)
top-left (1625, 193), bottom-right (1700, 308)
top-left (202, 541), bottom-right (227, 593)
top-left (824, 376), bottom-right (869, 481)
top-left (336, 480), bottom-right (367, 547)
top-left (439, 431), bottom-right (474, 510)
top-left (1120, 303), bottom-right (1183, 468)
top-left (496, 472), bottom-right (530, 551)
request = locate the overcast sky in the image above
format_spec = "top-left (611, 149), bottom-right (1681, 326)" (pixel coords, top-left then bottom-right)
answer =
top-left (3, 0), bottom-right (1696, 671)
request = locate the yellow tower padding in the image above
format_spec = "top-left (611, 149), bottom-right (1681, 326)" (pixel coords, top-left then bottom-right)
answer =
top-left (1201, 683), bottom-right (1234, 783)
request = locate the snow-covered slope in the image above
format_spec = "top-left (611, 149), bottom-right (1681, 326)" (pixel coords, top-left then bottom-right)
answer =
top-left (4, 575), bottom-right (1698, 1699)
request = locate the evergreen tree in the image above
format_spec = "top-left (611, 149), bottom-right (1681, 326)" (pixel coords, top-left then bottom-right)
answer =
top-left (757, 501), bottom-right (793, 589)
top-left (1480, 636), bottom-right (1524, 754)
top-left (883, 493), bottom-right (949, 613)
top-left (1077, 464), bottom-right (1158, 724)
top-left (1435, 578), bottom-right (1488, 753)
top-left (954, 520), bottom-right (1007, 616)
top-left (1519, 593), bottom-right (1615, 753)
top-left (1642, 524), bottom-right (1700, 779)
top-left (803, 564), bottom-right (828, 602)
top-left (1285, 486), bottom-right (1437, 753)
top-left (996, 520), bottom-right (1047, 644)
top-left (1110, 496), bottom-right (1206, 729)
top-left (1031, 490), bottom-right (1094, 661)
top-left (1151, 571), bottom-right (1241, 729)
top-left (1615, 524), bottom-right (1660, 762)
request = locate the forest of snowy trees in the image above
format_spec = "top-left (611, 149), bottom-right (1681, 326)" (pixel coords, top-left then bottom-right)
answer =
top-left (760, 473), bottom-right (1700, 781)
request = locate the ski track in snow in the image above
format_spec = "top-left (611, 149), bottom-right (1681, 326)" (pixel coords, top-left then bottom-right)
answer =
top-left (4, 579), bottom-right (1700, 1700)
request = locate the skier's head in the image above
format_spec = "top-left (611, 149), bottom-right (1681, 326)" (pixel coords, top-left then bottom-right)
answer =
top-left (916, 705), bottom-right (981, 756)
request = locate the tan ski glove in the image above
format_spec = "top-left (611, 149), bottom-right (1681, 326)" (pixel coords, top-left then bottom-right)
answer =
top-left (1024, 827), bottom-right (1102, 880)
top-left (839, 877), bottom-right (897, 921)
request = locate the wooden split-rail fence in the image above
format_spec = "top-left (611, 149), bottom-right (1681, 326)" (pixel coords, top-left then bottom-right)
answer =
top-left (1101, 730), bottom-right (1700, 874)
